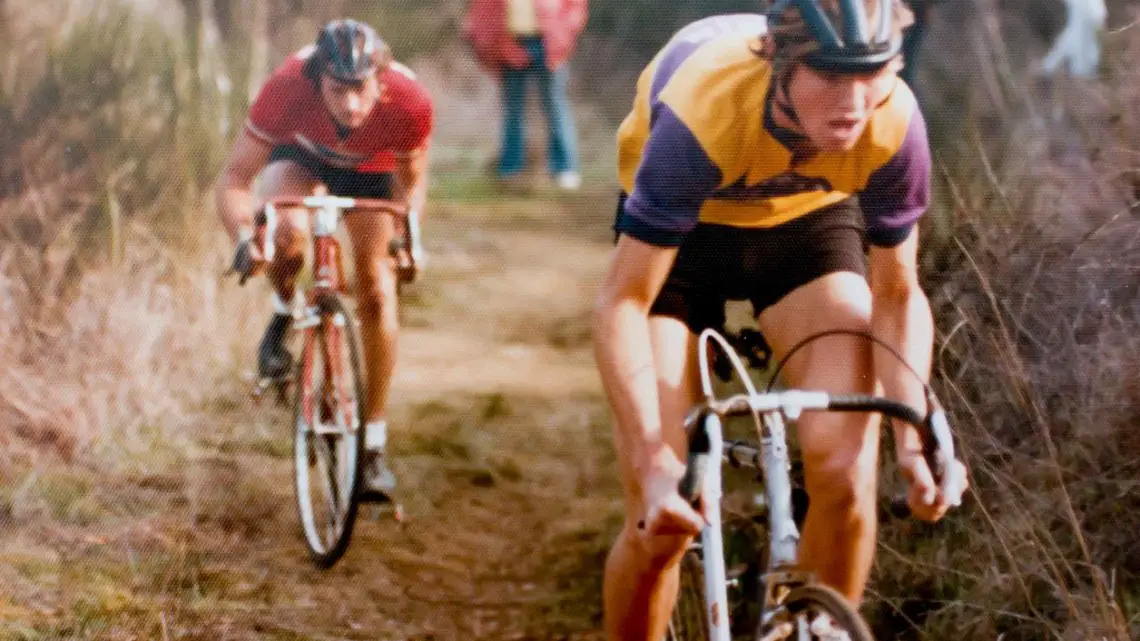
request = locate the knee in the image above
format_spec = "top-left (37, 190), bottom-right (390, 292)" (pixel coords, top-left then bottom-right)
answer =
top-left (617, 519), bottom-right (693, 574)
top-left (355, 265), bottom-right (398, 323)
top-left (272, 215), bottom-right (308, 258)
top-left (805, 445), bottom-right (878, 520)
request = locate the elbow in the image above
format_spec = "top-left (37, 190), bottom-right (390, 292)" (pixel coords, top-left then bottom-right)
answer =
top-left (871, 269), bottom-right (925, 302)
top-left (217, 161), bottom-right (257, 194)
top-left (592, 289), bottom-right (617, 344)
top-left (214, 169), bottom-right (242, 199)
top-left (592, 286), bottom-right (648, 348)
top-left (872, 278), bottom-right (927, 311)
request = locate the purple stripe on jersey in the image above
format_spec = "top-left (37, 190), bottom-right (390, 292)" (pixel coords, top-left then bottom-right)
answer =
top-left (859, 107), bottom-right (931, 247)
top-left (650, 14), bottom-right (769, 104)
top-left (619, 106), bottom-right (723, 247)
top-left (650, 40), bottom-right (705, 104)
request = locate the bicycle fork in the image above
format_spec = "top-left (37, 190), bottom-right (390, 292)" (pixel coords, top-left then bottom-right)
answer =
top-left (692, 410), bottom-right (804, 641)
top-left (757, 412), bottom-right (809, 632)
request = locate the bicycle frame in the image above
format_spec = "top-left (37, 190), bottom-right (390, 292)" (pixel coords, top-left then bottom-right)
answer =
top-left (262, 196), bottom-right (353, 305)
top-left (260, 195), bottom-right (408, 322)
top-left (258, 194), bottom-right (406, 422)
top-left (689, 330), bottom-right (809, 641)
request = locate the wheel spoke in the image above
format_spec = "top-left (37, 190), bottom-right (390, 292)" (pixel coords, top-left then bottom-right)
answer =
top-left (312, 433), bottom-right (342, 544)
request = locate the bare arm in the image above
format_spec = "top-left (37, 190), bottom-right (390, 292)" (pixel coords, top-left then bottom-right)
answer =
top-left (869, 228), bottom-right (933, 453)
top-left (215, 129), bottom-right (273, 241)
top-left (593, 235), bottom-right (679, 476)
top-left (394, 141), bottom-right (431, 220)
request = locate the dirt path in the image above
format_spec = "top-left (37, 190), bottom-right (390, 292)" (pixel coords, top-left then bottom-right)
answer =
top-left (0, 188), bottom-right (625, 640)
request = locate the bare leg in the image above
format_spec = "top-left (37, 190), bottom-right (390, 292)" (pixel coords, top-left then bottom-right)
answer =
top-left (343, 212), bottom-right (399, 422)
top-left (758, 272), bottom-right (880, 603)
top-left (254, 161), bottom-right (322, 300)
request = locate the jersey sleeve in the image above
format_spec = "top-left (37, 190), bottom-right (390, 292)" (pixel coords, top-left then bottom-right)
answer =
top-left (391, 74), bottom-right (435, 155)
top-left (245, 68), bottom-right (301, 145)
top-left (859, 108), bottom-right (931, 247)
top-left (616, 105), bottom-right (723, 247)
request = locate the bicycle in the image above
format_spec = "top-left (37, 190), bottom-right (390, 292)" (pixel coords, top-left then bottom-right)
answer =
top-left (248, 195), bottom-right (410, 568)
top-left (666, 328), bottom-right (967, 641)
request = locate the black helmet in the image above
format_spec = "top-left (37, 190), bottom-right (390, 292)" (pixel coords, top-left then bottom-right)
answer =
top-left (311, 19), bottom-right (389, 83)
top-left (766, 0), bottom-right (906, 73)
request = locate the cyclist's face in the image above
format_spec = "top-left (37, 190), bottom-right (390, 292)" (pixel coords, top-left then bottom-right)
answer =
top-left (785, 59), bottom-right (900, 152)
top-left (319, 74), bottom-right (382, 129)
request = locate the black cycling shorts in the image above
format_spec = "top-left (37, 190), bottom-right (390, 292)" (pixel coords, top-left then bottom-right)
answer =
top-left (615, 194), bottom-right (867, 334)
top-left (268, 145), bottom-right (395, 199)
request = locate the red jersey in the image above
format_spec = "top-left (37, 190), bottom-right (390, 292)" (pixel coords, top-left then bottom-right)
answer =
top-left (246, 47), bottom-right (434, 173)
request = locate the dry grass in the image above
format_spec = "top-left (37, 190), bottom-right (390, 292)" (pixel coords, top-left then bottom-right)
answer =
top-left (5, 0), bottom-right (1140, 639)
top-left (866, 4), bottom-right (1140, 639)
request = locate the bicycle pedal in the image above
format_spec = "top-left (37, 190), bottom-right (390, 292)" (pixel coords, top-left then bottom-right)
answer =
top-left (367, 503), bottom-right (405, 523)
top-left (251, 376), bottom-right (290, 405)
top-left (758, 622), bottom-right (794, 641)
top-left (726, 564), bottom-right (750, 582)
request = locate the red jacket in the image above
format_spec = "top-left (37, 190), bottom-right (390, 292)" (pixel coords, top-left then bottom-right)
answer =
top-left (463, 0), bottom-right (588, 72)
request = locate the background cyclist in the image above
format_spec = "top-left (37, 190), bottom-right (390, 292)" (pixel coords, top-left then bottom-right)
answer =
top-left (215, 19), bottom-right (434, 502)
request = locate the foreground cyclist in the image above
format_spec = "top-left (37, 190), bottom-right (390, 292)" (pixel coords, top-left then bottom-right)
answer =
top-left (216, 19), bottom-right (434, 502)
top-left (592, 1), bottom-right (967, 638)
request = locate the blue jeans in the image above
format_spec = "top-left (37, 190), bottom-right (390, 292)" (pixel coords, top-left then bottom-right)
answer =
top-left (498, 37), bottom-right (579, 178)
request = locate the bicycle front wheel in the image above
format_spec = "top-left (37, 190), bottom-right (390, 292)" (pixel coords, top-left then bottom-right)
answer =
top-left (293, 294), bottom-right (367, 568)
top-left (760, 584), bottom-right (875, 641)
top-left (667, 551), bottom-right (710, 641)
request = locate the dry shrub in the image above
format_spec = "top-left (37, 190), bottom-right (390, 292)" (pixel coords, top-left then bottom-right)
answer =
top-left (0, 226), bottom-right (257, 462)
top-left (869, 3), bottom-right (1140, 639)
top-left (0, 1), bottom-right (258, 466)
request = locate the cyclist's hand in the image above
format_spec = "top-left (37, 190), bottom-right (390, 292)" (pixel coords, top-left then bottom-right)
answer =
top-left (399, 207), bottom-right (426, 283)
top-left (638, 456), bottom-right (706, 545)
top-left (896, 448), bottom-right (968, 522)
top-left (232, 236), bottom-right (266, 285)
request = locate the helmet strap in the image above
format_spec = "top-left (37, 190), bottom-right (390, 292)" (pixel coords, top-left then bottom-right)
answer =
top-left (764, 61), bottom-right (816, 157)
top-left (771, 62), bottom-right (803, 129)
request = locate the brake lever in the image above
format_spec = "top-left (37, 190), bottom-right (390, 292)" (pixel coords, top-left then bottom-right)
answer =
top-left (678, 409), bottom-right (712, 506)
top-left (923, 395), bottom-right (965, 508)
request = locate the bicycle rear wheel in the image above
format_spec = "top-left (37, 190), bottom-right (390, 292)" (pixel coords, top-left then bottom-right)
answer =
top-left (293, 294), bottom-right (367, 568)
top-left (667, 551), bottom-right (710, 641)
top-left (760, 584), bottom-right (874, 641)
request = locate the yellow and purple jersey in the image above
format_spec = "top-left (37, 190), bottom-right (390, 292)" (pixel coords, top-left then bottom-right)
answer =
top-left (616, 14), bottom-right (930, 248)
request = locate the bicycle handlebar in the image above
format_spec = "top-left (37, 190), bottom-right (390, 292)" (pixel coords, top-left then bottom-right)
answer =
top-left (679, 391), bottom-right (966, 513)
top-left (690, 391), bottom-right (928, 426)
top-left (266, 196), bottom-right (407, 216)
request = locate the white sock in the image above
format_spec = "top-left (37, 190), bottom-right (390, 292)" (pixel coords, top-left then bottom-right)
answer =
top-left (271, 291), bottom-right (292, 316)
top-left (365, 419), bottom-right (388, 450)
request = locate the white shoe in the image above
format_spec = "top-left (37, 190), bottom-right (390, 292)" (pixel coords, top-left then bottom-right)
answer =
top-left (556, 171), bottom-right (582, 191)
top-left (359, 448), bottom-right (397, 503)
top-left (359, 420), bottom-right (396, 502)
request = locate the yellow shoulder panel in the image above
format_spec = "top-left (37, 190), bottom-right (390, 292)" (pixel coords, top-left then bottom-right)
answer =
top-left (656, 35), bottom-right (773, 188)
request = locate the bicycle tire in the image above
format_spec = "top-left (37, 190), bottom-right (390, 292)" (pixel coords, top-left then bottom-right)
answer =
top-left (761, 584), bottom-right (875, 641)
top-left (666, 551), bottom-right (711, 641)
top-left (293, 294), bottom-right (368, 568)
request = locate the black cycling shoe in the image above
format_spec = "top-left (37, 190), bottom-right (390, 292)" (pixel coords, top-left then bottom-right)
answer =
top-left (258, 312), bottom-right (294, 380)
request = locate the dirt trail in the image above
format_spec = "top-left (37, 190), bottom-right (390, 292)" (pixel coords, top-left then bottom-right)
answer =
top-left (0, 189), bottom-right (625, 640)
